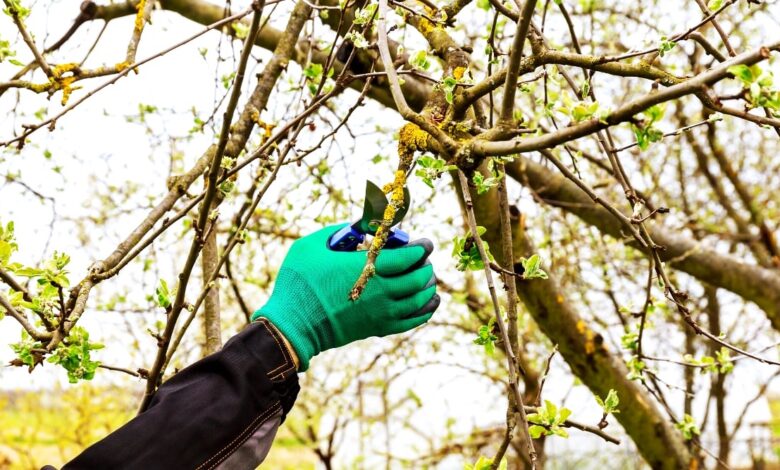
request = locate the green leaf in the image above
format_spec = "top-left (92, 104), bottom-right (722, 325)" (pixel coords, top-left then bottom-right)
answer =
top-left (521, 254), bottom-right (548, 280)
top-left (727, 64), bottom-right (756, 86)
top-left (231, 22), bottom-right (249, 39)
top-left (544, 399), bottom-right (557, 418)
top-left (578, 0), bottom-right (595, 12)
top-left (571, 101), bottom-right (600, 122)
top-left (0, 38), bottom-right (15, 63)
top-left (156, 279), bottom-right (172, 309)
top-left (218, 180), bottom-right (235, 197)
top-left (675, 414), bottom-right (700, 440)
top-left (0, 240), bottom-right (13, 266)
top-left (47, 326), bottom-right (102, 383)
top-left (441, 76), bottom-right (458, 104)
top-left (596, 389), bottom-right (620, 415)
top-left (10, 330), bottom-right (42, 368)
top-left (345, 31), bottom-right (369, 49)
top-left (528, 425), bottom-right (546, 439)
top-left (353, 3), bottom-right (377, 24)
top-left (657, 37), bottom-right (677, 57)
top-left (415, 154), bottom-right (456, 189)
top-left (4, 0), bottom-right (30, 19)
top-left (304, 63), bottom-right (323, 80)
top-left (11, 266), bottom-right (44, 277)
top-left (558, 407), bottom-right (572, 423)
top-left (620, 331), bottom-right (638, 351)
top-left (525, 401), bottom-right (571, 439)
top-left (221, 72), bottom-right (236, 89)
top-left (452, 227), bottom-right (494, 271)
top-left (715, 347), bottom-right (734, 374)
top-left (644, 104), bottom-right (666, 123)
top-left (627, 355), bottom-right (646, 381)
top-left (465, 455), bottom-right (505, 470)
top-left (410, 50), bottom-right (431, 71)
top-left (472, 172), bottom-right (499, 195)
top-left (707, 0), bottom-right (723, 10)
top-left (473, 318), bottom-right (498, 355)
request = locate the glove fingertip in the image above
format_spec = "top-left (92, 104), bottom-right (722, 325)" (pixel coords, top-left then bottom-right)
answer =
top-left (375, 238), bottom-right (435, 276)
top-left (423, 268), bottom-right (437, 290)
top-left (397, 309), bottom-right (435, 333)
top-left (407, 238), bottom-right (434, 256)
top-left (402, 291), bottom-right (440, 319)
top-left (421, 292), bottom-right (440, 316)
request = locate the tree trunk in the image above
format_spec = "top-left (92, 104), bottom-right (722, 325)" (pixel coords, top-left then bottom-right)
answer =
top-left (465, 175), bottom-right (693, 469)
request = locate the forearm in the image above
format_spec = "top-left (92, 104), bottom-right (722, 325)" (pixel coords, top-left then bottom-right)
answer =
top-left (64, 318), bottom-right (299, 470)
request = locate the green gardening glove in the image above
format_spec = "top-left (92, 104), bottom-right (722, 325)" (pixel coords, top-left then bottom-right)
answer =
top-left (252, 224), bottom-right (439, 371)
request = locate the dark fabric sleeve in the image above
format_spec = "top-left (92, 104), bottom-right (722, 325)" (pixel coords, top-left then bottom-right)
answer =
top-left (61, 318), bottom-right (300, 470)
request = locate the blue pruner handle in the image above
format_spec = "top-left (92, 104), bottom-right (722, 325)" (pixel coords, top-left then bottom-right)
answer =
top-left (329, 224), bottom-right (410, 251)
top-left (329, 224), bottom-right (365, 251)
top-left (385, 227), bottom-right (410, 248)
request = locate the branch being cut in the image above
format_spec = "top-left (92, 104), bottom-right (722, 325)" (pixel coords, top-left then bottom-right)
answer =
top-left (348, 124), bottom-right (420, 300)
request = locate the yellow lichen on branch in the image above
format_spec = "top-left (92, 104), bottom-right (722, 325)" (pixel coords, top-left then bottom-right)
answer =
top-left (397, 122), bottom-right (430, 158)
top-left (453, 66), bottom-right (466, 80)
top-left (59, 76), bottom-right (79, 106)
top-left (349, 123), bottom-right (427, 300)
top-left (21, 64), bottom-right (82, 104)
top-left (371, 169), bottom-right (407, 250)
top-left (133, 0), bottom-right (148, 34)
top-left (576, 319), bottom-right (601, 355)
top-left (52, 63), bottom-right (79, 78)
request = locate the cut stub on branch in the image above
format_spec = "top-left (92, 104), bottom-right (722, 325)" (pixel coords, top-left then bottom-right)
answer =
top-left (348, 123), bottom-right (428, 300)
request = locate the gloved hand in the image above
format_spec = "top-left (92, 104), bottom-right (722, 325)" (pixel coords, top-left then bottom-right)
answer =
top-left (252, 224), bottom-right (439, 371)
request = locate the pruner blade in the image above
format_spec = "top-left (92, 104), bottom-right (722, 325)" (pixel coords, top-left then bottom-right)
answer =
top-left (327, 180), bottom-right (411, 251)
top-left (356, 181), bottom-right (410, 235)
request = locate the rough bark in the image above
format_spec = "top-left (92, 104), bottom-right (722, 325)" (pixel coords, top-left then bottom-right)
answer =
top-left (467, 179), bottom-right (693, 470)
top-left (706, 286), bottom-right (730, 469)
top-left (201, 194), bottom-right (222, 356)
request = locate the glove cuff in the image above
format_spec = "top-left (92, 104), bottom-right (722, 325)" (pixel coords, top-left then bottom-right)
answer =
top-left (254, 305), bottom-right (318, 371)
top-left (252, 269), bottom-right (330, 371)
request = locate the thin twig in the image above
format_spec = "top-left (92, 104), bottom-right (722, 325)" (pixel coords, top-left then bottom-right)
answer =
top-left (98, 364), bottom-right (142, 378)
top-left (612, 117), bottom-right (715, 153)
top-left (499, 0), bottom-right (536, 123)
top-left (3, 0), bottom-right (53, 77)
top-left (137, 1), bottom-right (266, 413)
top-left (1, 6), bottom-right (258, 148)
top-left (0, 292), bottom-right (52, 341)
top-left (457, 169), bottom-right (536, 467)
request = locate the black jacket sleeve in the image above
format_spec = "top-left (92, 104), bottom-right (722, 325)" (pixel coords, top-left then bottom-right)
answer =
top-left (61, 318), bottom-right (300, 470)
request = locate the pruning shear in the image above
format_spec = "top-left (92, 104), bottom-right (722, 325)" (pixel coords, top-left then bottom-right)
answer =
top-left (328, 180), bottom-right (411, 251)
